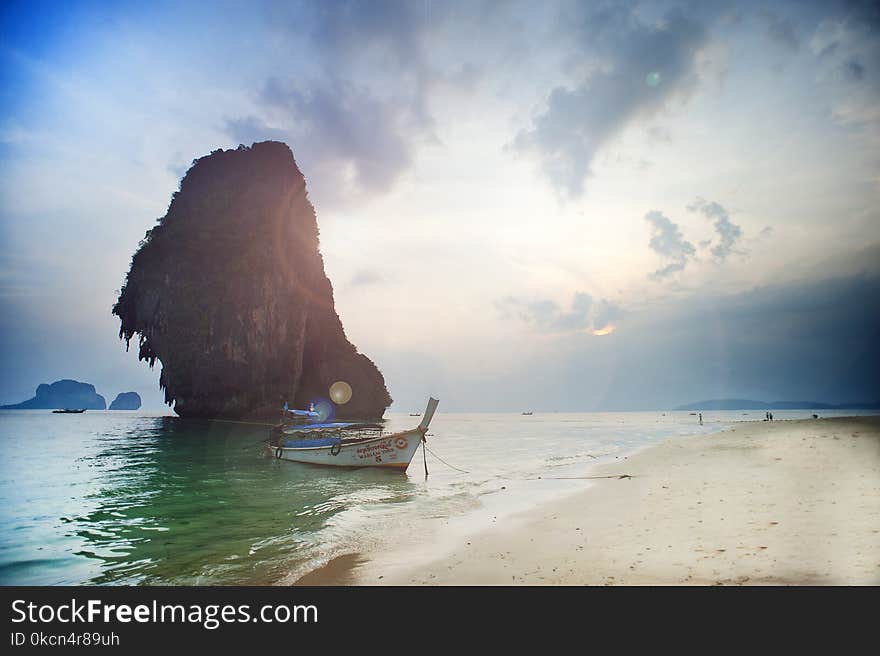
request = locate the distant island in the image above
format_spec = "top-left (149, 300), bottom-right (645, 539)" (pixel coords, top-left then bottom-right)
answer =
top-left (675, 398), bottom-right (880, 411)
top-left (109, 392), bottom-right (142, 410)
top-left (0, 379), bottom-right (107, 410)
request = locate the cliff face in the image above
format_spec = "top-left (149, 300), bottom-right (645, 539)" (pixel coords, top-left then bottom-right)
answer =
top-left (1, 379), bottom-right (107, 410)
top-left (112, 142), bottom-right (392, 419)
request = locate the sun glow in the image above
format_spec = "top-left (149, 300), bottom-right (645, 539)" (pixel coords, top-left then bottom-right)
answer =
top-left (592, 324), bottom-right (616, 336)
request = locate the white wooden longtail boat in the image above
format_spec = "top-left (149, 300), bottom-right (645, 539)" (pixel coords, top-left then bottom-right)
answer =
top-left (266, 398), bottom-right (439, 471)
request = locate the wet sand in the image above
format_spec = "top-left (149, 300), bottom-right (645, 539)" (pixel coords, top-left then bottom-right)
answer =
top-left (294, 553), bottom-right (366, 586)
top-left (296, 416), bottom-right (880, 585)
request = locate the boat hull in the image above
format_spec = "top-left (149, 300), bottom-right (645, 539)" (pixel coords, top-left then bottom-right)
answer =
top-left (267, 428), bottom-right (424, 471)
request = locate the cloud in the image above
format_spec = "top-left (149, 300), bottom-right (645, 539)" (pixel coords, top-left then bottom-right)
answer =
top-left (295, 0), bottom-right (438, 136)
top-left (512, 6), bottom-right (707, 196)
top-left (763, 12), bottom-right (800, 52)
top-left (843, 57), bottom-right (865, 81)
top-left (350, 268), bottom-right (383, 287)
top-left (222, 1), bottom-right (442, 203)
top-left (497, 292), bottom-right (625, 335)
top-left (556, 269), bottom-right (880, 410)
top-left (687, 198), bottom-right (743, 260)
top-left (257, 75), bottom-right (417, 194)
top-left (223, 115), bottom-right (290, 146)
top-left (644, 210), bottom-right (696, 279)
top-left (488, 257), bottom-right (880, 410)
top-left (498, 292), bottom-right (592, 333)
top-left (809, 3), bottom-right (880, 129)
top-left (307, 0), bottom-right (428, 65)
top-left (646, 125), bottom-right (673, 142)
top-left (592, 298), bottom-right (624, 330)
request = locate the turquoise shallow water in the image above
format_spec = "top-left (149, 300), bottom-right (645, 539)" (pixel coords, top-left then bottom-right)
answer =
top-left (1, 408), bottom-right (876, 585)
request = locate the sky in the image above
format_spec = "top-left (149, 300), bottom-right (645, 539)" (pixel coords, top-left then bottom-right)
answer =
top-left (0, 0), bottom-right (878, 411)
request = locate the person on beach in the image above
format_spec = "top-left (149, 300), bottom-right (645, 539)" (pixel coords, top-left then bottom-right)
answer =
top-left (770, 412), bottom-right (774, 421)
top-left (699, 412), bottom-right (703, 425)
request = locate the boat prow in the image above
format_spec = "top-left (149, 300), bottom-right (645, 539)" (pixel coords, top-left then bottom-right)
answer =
top-left (268, 397), bottom-right (440, 471)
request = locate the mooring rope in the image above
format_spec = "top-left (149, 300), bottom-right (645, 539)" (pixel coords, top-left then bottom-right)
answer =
top-left (420, 444), bottom-right (634, 480)
top-left (423, 443), bottom-right (470, 474)
top-left (520, 474), bottom-right (634, 481)
top-left (210, 418), bottom-right (276, 427)
top-left (422, 441), bottom-right (429, 479)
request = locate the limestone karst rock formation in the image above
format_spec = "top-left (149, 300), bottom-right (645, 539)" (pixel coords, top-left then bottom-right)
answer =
top-left (109, 392), bottom-right (142, 410)
top-left (112, 142), bottom-right (392, 419)
top-left (0, 379), bottom-right (107, 410)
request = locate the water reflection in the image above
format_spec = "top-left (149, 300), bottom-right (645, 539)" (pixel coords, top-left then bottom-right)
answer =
top-left (11, 414), bottom-right (418, 585)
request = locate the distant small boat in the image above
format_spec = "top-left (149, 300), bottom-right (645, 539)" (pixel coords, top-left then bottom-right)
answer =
top-left (267, 398), bottom-right (439, 471)
top-left (52, 408), bottom-right (86, 414)
top-left (522, 411), bottom-right (533, 416)
top-left (409, 413), bottom-right (421, 417)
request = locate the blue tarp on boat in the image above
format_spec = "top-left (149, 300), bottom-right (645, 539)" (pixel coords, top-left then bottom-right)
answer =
top-left (281, 422), bottom-right (357, 436)
top-left (288, 422), bottom-right (355, 430)
top-left (283, 402), bottom-right (320, 418)
top-left (283, 436), bottom-right (342, 449)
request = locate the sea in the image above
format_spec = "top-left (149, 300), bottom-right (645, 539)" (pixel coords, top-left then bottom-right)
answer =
top-left (1, 408), bottom-right (876, 585)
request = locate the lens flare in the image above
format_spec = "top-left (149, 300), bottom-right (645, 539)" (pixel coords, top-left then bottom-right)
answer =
top-left (592, 324), bottom-right (616, 336)
top-left (312, 399), bottom-right (334, 421)
top-left (645, 71), bottom-right (661, 87)
top-left (329, 381), bottom-right (353, 404)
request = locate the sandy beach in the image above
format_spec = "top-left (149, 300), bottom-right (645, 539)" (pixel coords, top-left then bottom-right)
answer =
top-left (299, 416), bottom-right (880, 585)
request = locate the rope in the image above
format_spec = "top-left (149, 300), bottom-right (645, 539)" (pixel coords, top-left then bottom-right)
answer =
top-left (210, 418), bottom-right (276, 427)
top-left (423, 443), bottom-right (470, 474)
top-left (520, 474), bottom-right (634, 481)
top-left (421, 444), bottom-right (629, 480)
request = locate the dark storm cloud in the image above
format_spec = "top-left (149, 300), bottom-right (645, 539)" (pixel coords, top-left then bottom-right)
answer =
top-left (436, 248), bottom-right (880, 411)
top-left (513, 5), bottom-right (707, 196)
top-left (666, 271), bottom-right (880, 403)
top-left (644, 210), bottom-right (695, 279)
top-left (688, 198), bottom-right (743, 261)
top-left (539, 264), bottom-right (880, 410)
